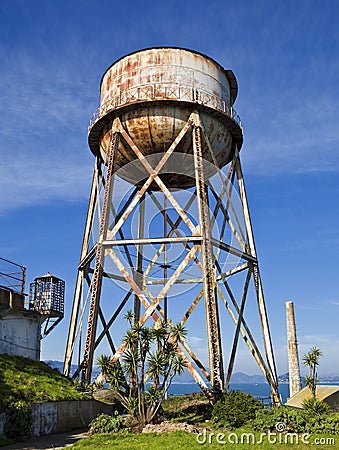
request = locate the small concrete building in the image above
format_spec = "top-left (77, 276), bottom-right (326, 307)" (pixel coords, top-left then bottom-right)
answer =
top-left (286, 386), bottom-right (339, 412)
top-left (0, 287), bottom-right (43, 360)
top-left (0, 258), bottom-right (64, 362)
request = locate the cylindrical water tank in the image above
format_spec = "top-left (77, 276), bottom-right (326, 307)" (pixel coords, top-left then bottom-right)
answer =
top-left (88, 47), bottom-right (243, 188)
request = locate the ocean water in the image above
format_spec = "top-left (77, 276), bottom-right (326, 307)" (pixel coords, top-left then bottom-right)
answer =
top-left (168, 382), bottom-right (291, 404)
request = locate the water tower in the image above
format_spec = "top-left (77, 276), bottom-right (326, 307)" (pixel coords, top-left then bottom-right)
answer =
top-left (29, 273), bottom-right (65, 337)
top-left (64, 47), bottom-right (280, 403)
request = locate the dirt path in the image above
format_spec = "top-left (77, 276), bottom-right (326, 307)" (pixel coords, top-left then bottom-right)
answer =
top-left (1, 429), bottom-right (88, 449)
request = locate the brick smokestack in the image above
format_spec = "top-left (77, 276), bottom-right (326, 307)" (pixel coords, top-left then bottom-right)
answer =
top-left (286, 301), bottom-right (301, 398)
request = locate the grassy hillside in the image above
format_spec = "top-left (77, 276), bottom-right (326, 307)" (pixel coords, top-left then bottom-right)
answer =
top-left (0, 354), bottom-right (91, 412)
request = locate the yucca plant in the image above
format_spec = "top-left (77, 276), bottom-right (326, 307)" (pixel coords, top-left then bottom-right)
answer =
top-left (96, 311), bottom-right (187, 428)
top-left (302, 397), bottom-right (330, 416)
top-left (302, 346), bottom-right (322, 398)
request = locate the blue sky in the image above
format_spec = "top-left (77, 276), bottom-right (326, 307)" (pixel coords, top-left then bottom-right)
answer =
top-left (0, 0), bottom-right (338, 377)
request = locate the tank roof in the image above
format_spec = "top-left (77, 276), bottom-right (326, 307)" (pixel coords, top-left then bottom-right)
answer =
top-left (100, 47), bottom-right (238, 104)
top-left (34, 273), bottom-right (64, 281)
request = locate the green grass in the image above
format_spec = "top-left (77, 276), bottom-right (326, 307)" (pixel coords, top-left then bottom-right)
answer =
top-left (72, 430), bottom-right (339, 449)
top-left (0, 354), bottom-right (91, 412)
top-left (72, 431), bottom-right (202, 449)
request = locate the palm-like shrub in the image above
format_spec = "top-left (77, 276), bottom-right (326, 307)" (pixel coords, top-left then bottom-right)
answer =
top-left (96, 312), bottom-right (187, 427)
top-left (302, 346), bottom-right (322, 398)
top-left (302, 397), bottom-right (331, 416)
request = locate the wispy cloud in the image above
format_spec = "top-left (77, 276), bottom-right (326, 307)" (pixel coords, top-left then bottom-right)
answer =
top-left (0, 151), bottom-right (92, 214)
top-left (240, 90), bottom-right (339, 175)
top-left (297, 335), bottom-right (339, 375)
top-left (0, 45), bottom-right (96, 214)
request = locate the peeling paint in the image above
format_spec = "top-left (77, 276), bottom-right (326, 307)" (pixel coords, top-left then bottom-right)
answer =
top-left (88, 48), bottom-right (243, 188)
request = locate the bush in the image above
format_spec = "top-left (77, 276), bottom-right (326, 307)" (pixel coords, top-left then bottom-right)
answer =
top-left (4, 401), bottom-right (32, 440)
top-left (252, 405), bottom-right (307, 433)
top-left (252, 406), bottom-right (339, 434)
top-left (212, 390), bottom-right (264, 428)
top-left (304, 413), bottom-right (339, 434)
top-left (302, 397), bottom-right (331, 416)
top-left (89, 411), bottom-right (123, 435)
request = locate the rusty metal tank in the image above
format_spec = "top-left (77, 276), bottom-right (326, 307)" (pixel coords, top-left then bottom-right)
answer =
top-left (88, 47), bottom-right (243, 188)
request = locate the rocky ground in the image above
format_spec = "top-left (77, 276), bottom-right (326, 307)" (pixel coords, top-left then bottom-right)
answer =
top-left (142, 420), bottom-right (211, 434)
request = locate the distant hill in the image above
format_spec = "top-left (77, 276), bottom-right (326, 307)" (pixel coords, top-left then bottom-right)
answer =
top-left (45, 360), bottom-right (101, 381)
top-left (45, 359), bottom-right (69, 372)
top-left (170, 370), bottom-right (267, 384)
top-left (278, 372), bottom-right (289, 383)
top-left (230, 372), bottom-right (267, 383)
top-left (277, 372), bottom-right (339, 384)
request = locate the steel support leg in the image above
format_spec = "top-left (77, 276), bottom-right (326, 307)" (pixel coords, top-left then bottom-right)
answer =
top-left (64, 158), bottom-right (100, 376)
top-left (82, 130), bottom-right (119, 383)
top-left (193, 117), bottom-right (224, 395)
top-left (233, 148), bottom-right (281, 405)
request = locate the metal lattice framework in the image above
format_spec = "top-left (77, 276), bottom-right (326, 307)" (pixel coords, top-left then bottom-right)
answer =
top-left (64, 110), bottom-right (280, 404)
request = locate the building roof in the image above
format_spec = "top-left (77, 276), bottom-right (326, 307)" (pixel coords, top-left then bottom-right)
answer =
top-left (286, 385), bottom-right (339, 408)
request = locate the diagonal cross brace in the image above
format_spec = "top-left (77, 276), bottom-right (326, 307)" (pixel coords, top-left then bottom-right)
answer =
top-left (107, 116), bottom-right (196, 241)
